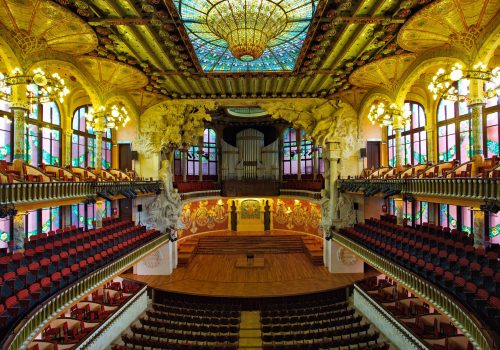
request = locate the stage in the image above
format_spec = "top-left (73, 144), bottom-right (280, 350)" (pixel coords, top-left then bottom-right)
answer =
top-left (123, 252), bottom-right (377, 298)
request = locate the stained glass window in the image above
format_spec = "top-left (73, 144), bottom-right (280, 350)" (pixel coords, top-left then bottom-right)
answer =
top-left (283, 127), bottom-right (298, 175)
top-left (174, 0), bottom-right (317, 72)
top-left (415, 201), bottom-right (428, 226)
top-left (489, 213), bottom-right (500, 245)
top-left (25, 210), bottom-right (39, 238)
top-left (71, 203), bottom-right (86, 229)
top-left (461, 206), bottom-right (472, 235)
top-left (0, 218), bottom-right (10, 243)
top-left (0, 114), bottom-right (13, 161)
top-left (439, 204), bottom-right (458, 230)
top-left (72, 105), bottom-right (112, 168)
top-left (41, 207), bottom-right (61, 233)
top-left (174, 149), bottom-right (182, 176)
top-left (23, 100), bottom-right (61, 166)
top-left (403, 201), bottom-right (412, 225)
top-left (485, 95), bottom-right (499, 157)
top-left (202, 128), bottom-right (217, 176)
top-left (387, 102), bottom-right (427, 166)
top-left (187, 145), bottom-right (200, 176)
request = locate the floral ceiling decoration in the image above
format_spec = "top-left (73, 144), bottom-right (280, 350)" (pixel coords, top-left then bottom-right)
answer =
top-left (50, 0), bottom-right (434, 98)
top-left (174, 0), bottom-right (317, 72)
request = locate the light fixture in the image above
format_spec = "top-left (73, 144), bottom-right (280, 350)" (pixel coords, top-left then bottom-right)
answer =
top-left (86, 104), bottom-right (130, 131)
top-left (428, 62), bottom-right (500, 102)
top-left (367, 101), bottom-right (410, 128)
top-left (0, 67), bottom-right (69, 104)
top-left (206, 0), bottom-right (288, 61)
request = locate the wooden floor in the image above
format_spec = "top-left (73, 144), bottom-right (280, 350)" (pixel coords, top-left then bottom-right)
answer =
top-left (123, 253), bottom-right (377, 298)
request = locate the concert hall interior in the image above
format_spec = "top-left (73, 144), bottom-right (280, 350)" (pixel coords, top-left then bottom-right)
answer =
top-left (0, 0), bottom-right (499, 349)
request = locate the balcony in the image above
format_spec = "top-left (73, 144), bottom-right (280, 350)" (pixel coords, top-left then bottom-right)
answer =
top-left (0, 181), bottom-right (162, 206)
top-left (338, 178), bottom-right (500, 203)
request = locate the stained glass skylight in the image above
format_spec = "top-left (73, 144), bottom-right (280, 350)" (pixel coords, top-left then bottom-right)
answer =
top-left (174, 0), bottom-right (318, 72)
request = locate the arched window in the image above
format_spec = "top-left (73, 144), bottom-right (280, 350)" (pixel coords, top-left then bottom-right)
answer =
top-left (437, 80), bottom-right (471, 162)
top-left (484, 94), bottom-right (500, 157)
top-left (0, 113), bottom-right (13, 162)
top-left (387, 101), bottom-right (427, 166)
top-left (173, 128), bottom-right (217, 177)
top-left (72, 105), bottom-right (112, 168)
top-left (283, 127), bottom-right (298, 175)
top-left (24, 86), bottom-right (61, 166)
top-left (202, 128), bottom-right (217, 176)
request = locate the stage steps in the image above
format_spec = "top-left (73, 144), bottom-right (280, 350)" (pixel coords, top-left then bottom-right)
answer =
top-left (302, 236), bottom-right (324, 266)
top-left (196, 235), bottom-right (305, 255)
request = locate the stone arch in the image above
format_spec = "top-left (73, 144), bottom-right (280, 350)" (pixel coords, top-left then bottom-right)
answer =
top-left (395, 50), bottom-right (468, 106)
top-left (25, 58), bottom-right (102, 108)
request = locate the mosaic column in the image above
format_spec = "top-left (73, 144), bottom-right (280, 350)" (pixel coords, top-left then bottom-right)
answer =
top-left (394, 198), bottom-right (404, 225)
top-left (473, 209), bottom-right (486, 248)
top-left (95, 200), bottom-right (104, 228)
top-left (13, 211), bottom-right (25, 252)
top-left (394, 127), bottom-right (404, 168)
top-left (328, 138), bottom-right (342, 221)
top-left (278, 132), bottom-right (284, 182)
top-left (11, 104), bottom-right (28, 161)
top-left (425, 125), bottom-right (435, 164)
top-left (296, 128), bottom-right (302, 180)
top-left (215, 127), bottom-right (222, 183)
top-left (95, 131), bottom-right (103, 171)
top-left (469, 79), bottom-right (485, 173)
top-left (63, 129), bottom-right (73, 166)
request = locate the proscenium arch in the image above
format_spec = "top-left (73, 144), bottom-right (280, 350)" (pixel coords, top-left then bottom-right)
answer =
top-left (25, 58), bottom-right (103, 108)
top-left (394, 51), bottom-right (468, 106)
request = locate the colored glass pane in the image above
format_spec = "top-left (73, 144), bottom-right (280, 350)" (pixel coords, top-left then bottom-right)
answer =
top-left (24, 123), bottom-right (39, 166)
top-left (0, 116), bottom-right (12, 161)
top-left (0, 218), bottom-right (10, 243)
top-left (459, 119), bottom-right (471, 162)
top-left (461, 206), bottom-right (472, 235)
top-left (490, 213), bottom-right (500, 244)
top-left (26, 210), bottom-right (38, 238)
top-left (486, 111), bottom-right (499, 158)
top-left (439, 204), bottom-right (458, 230)
top-left (175, 0), bottom-right (317, 72)
top-left (41, 207), bottom-right (60, 233)
top-left (42, 128), bottom-right (61, 165)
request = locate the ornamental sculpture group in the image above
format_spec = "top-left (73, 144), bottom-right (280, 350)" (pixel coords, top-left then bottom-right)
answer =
top-left (135, 99), bottom-right (361, 236)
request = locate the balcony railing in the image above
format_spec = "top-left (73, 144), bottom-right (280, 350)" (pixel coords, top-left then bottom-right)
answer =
top-left (0, 181), bottom-right (162, 205)
top-left (280, 189), bottom-right (322, 200)
top-left (333, 232), bottom-right (497, 350)
top-left (2, 233), bottom-right (170, 350)
top-left (338, 178), bottom-right (499, 202)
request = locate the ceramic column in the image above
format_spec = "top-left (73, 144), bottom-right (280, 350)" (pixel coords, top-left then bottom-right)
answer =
top-left (394, 127), bottom-right (404, 168)
top-left (278, 131), bottom-right (284, 182)
top-left (473, 209), bottom-right (486, 248)
top-left (63, 129), bottom-right (73, 166)
top-left (181, 149), bottom-right (188, 182)
top-left (328, 138), bottom-right (342, 221)
top-left (469, 79), bottom-right (485, 174)
top-left (215, 127), bottom-right (222, 183)
top-left (13, 211), bottom-right (25, 252)
top-left (95, 200), bottom-right (104, 228)
top-left (394, 198), bottom-right (404, 225)
top-left (95, 131), bottom-right (103, 171)
top-left (11, 105), bottom-right (28, 161)
top-left (312, 145), bottom-right (318, 180)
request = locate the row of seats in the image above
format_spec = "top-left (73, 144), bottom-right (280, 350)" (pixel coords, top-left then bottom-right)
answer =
top-left (0, 220), bottom-right (161, 339)
top-left (28, 278), bottom-right (144, 350)
top-left (281, 180), bottom-right (323, 192)
top-left (0, 159), bottom-right (138, 183)
top-left (260, 301), bottom-right (349, 317)
top-left (175, 181), bottom-right (221, 193)
top-left (261, 308), bottom-right (356, 325)
top-left (145, 310), bottom-right (240, 326)
top-left (358, 156), bottom-right (500, 179)
top-left (359, 277), bottom-right (473, 350)
top-left (339, 217), bottom-right (500, 331)
top-left (118, 334), bottom-right (238, 350)
top-left (152, 303), bottom-right (240, 318)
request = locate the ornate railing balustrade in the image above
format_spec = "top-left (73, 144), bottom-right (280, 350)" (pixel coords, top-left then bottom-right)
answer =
top-left (180, 190), bottom-right (222, 201)
top-left (338, 178), bottom-right (500, 202)
top-left (0, 181), bottom-right (162, 205)
top-left (280, 189), bottom-right (322, 200)
top-left (333, 232), bottom-right (497, 350)
top-left (2, 233), bottom-right (170, 350)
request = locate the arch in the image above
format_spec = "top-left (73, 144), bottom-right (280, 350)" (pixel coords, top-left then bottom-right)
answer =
top-left (0, 30), bottom-right (21, 72)
top-left (358, 90), bottom-right (395, 122)
top-left (395, 50), bottom-right (468, 106)
top-left (104, 92), bottom-right (140, 126)
top-left (25, 58), bottom-right (102, 108)
top-left (475, 20), bottom-right (500, 65)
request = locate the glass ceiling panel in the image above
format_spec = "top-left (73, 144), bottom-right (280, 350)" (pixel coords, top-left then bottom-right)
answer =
top-left (176, 0), bottom-right (317, 72)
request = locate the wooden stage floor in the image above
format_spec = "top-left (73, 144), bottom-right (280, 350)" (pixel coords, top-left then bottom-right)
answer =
top-left (123, 253), bottom-right (377, 298)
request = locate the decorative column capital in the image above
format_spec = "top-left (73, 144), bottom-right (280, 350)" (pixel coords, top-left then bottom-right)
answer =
top-left (467, 98), bottom-right (486, 107)
top-left (10, 102), bottom-right (29, 111)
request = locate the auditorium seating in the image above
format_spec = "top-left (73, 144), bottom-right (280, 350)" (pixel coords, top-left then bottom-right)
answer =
top-left (175, 181), bottom-right (221, 193)
top-left (0, 219), bottom-right (161, 338)
top-left (359, 277), bottom-right (474, 350)
top-left (260, 293), bottom-right (389, 350)
top-left (116, 295), bottom-right (241, 350)
top-left (27, 278), bottom-right (144, 350)
top-left (339, 216), bottom-right (500, 331)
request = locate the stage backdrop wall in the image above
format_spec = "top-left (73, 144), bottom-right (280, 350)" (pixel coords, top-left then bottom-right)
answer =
top-left (179, 199), bottom-right (229, 238)
top-left (272, 198), bottom-right (322, 237)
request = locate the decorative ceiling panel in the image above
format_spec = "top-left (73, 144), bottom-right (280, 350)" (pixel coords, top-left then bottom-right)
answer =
top-left (173, 0), bottom-right (318, 72)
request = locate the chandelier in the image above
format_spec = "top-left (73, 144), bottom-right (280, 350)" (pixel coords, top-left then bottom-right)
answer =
top-left (428, 62), bottom-right (500, 102)
top-left (0, 68), bottom-right (69, 104)
top-left (368, 102), bottom-right (410, 128)
top-left (86, 104), bottom-right (130, 131)
top-left (206, 0), bottom-right (287, 62)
